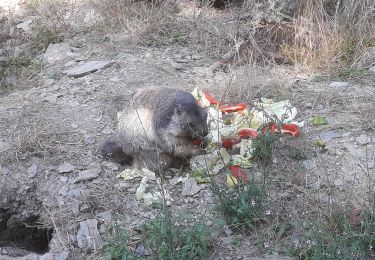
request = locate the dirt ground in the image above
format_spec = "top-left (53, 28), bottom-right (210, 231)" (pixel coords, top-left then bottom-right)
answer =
top-left (0, 1), bottom-right (374, 260)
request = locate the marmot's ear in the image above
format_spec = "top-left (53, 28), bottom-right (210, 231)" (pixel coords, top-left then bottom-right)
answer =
top-left (174, 104), bottom-right (183, 115)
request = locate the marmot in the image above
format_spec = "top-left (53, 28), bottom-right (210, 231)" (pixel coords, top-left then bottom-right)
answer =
top-left (101, 87), bottom-right (209, 173)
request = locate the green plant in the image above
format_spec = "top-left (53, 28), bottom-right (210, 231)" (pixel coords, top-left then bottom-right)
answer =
top-left (252, 132), bottom-right (279, 165)
top-left (142, 210), bottom-right (209, 260)
top-left (33, 25), bottom-right (63, 50)
top-left (295, 211), bottom-right (375, 259)
top-left (211, 176), bottom-right (266, 231)
top-left (102, 224), bottom-right (140, 260)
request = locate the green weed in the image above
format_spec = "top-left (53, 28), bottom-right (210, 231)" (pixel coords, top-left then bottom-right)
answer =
top-left (211, 176), bottom-right (266, 232)
top-left (142, 211), bottom-right (209, 260)
top-left (295, 211), bottom-right (375, 260)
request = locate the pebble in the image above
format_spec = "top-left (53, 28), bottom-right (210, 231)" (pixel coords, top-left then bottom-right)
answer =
top-left (76, 219), bottom-right (102, 250)
top-left (66, 61), bottom-right (115, 78)
top-left (182, 178), bottom-right (206, 196)
top-left (302, 159), bottom-right (316, 171)
top-left (74, 168), bottom-right (101, 183)
top-left (320, 130), bottom-right (342, 142)
top-left (329, 81), bottom-right (350, 88)
top-left (0, 141), bottom-right (11, 153)
top-left (356, 134), bottom-right (370, 145)
top-left (84, 135), bottom-right (96, 144)
top-left (26, 163), bottom-right (38, 177)
top-left (369, 66), bottom-right (375, 72)
top-left (57, 162), bottom-right (75, 174)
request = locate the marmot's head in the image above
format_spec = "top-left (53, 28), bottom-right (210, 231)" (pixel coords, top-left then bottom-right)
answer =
top-left (170, 102), bottom-right (209, 140)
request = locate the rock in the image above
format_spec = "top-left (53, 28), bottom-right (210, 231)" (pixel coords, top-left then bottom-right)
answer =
top-left (369, 66), bottom-right (375, 72)
top-left (43, 43), bottom-right (71, 64)
top-left (74, 168), bottom-right (101, 183)
top-left (206, 220), bottom-right (213, 227)
top-left (16, 19), bottom-right (33, 31)
top-left (302, 159), bottom-right (316, 171)
top-left (224, 227), bottom-right (233, 236)
top-left (135, 244), bottom-right (152, 256)
top-left (71, 122), bottom-right (79, 129)
top-left (101, 127), bottom-right (112, 135)
top-left (320, 130), bottom-right (342, 142)
top-left (26, 163), bottom-right (38, 178)
top-left (356, 134), bottom-right (370, 145)
top-left (97, 211), bottom-right (112, 222)
top-left (65, 61), bottom-right (115, 77)
top-left (56, 251), bottom-right (69, 260)
top-left (182, 178), bottom-right (206, 196)
top-left (329, 81), bottom-right (350, 88)
top-left (57, 162), bottom-right (75, 174)
top-left (353, 47), bottom-right (375, 69)
top-left (344, 144), bottom-right (361, 158)
top-left (40, 253), bottom-right (54, 260)
top-left (64, 60), bottom-right (76, 67)
top-left (80, 203), bottom-right (91, 213)
top-left (0, 141), bottom-right (11, 153)
top-left (368, 159), bottom-right (374, 169)
top-left (76, 219), bottom-right (102, 250)
top-left (169, 59), bottom-right (186, 71)
top-left (84, 135), bottom-right (96, 144)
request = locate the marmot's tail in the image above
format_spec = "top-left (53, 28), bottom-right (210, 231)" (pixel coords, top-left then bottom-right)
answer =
top-left (100, 141), bottom-right (133, 165)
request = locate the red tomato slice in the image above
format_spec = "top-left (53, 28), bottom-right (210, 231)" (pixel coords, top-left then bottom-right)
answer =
top-left (237, 128), bottom-right (258, 139)
top-left (281, 124), bottom-right (300, 137)
top-left (204, 92), bottom-right (220, 105)
top-left (220, 103), bottom-right (248, 113)
top-left (228, 165), bottom-right (248, 183)
top-left (222, 138), bottom-right (241, 149)
top-left (262, 123), bottom-right (300, 137)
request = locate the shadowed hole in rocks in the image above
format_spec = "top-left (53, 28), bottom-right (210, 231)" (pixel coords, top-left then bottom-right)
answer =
top-left (0, 213), bottom-right (53, 254)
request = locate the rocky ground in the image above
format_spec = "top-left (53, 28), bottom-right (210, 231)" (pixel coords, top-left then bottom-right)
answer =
top-left (0, 1), bottom-right (374, 260)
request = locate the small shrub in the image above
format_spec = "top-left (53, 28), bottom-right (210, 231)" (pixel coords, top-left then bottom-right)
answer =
top-left (295, 211), bottom-right (375, 259)
top-left (142, 211), bottom-right (209, 260)
top-left (102, 225), bottom-right (139, 260)
top-left (211, 176), bottom-right (266, 231)
top-left (33, 25), bottom-right (63, 50)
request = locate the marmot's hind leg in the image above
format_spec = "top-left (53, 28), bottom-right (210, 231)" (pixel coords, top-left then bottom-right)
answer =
top-left (100, 141), bottom-right (133, 165)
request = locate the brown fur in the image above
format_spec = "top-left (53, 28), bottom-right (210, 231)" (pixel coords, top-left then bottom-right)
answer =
top-left (101, 87), bottom-right (209, 173)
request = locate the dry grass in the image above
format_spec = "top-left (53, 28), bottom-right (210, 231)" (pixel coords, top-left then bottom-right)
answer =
top-left (1, 102), bottom-right (76, 163)
top-left (283, 0), bottom-right (375, 70)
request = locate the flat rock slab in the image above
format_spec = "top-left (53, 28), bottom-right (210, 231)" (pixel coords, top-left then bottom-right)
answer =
top-left (66, 61), bottom-right (114, 77)
top-left (74, 168), bottom-right (101, 183)
top-left (182, 178), bottom-right (206, 196)
top-left (320, 130), bottom-right (342, 142)
top-left (329, 81), bottom-right (350, 88)
top-left (76, 219), bottom-right (102, 250)
top-left (57, 162), bottom-right (75, 174)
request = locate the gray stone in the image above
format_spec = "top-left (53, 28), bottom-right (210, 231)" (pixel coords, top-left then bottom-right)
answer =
top-left (97, 211), bottom-right (112, 222)
top-left (57, 162), bottom-right (75, 174)
top-left (0, 141), bottom-right (11, 153)
top-left (74, 168), bottom-right (101, 183)
top-left (65, 61), bottom-right (114, 77)
top-left (16, 19), bottom-right (33, 31)
top-left (329, 81), bottom-right (350, 88)
top-left (320, 130), bottom-right (342, 142)
top-left (76, 219), bottom-right (102, 250)
top-left (84, 135), bottom-right (96, 144)
top-left (56, 251), bottom-right (69, 260)
top-left (369, 66), bottom-right (375, 72)
top-left (182, 178), bottom-right (206, 196)
top-left (26, 163), bottom-right (38, 177)
top-left (43, 43), bottom-right (71, 64)
top-left (303, 159), bottom-right (316, 171)
top-left (40, 253), bottom-right (54, 260)
top-left (224, 228), bottom-right (233, 236)
top-left (356, 134), bottom-right (370, 145)
top-left (368, 159), bottom-right (374, 169)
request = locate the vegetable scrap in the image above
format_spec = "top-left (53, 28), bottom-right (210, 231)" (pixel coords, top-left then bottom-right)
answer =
top-left (312, 115), bottom-right (328, 126)
top-left (192, 87), bottom-right (303, 188)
